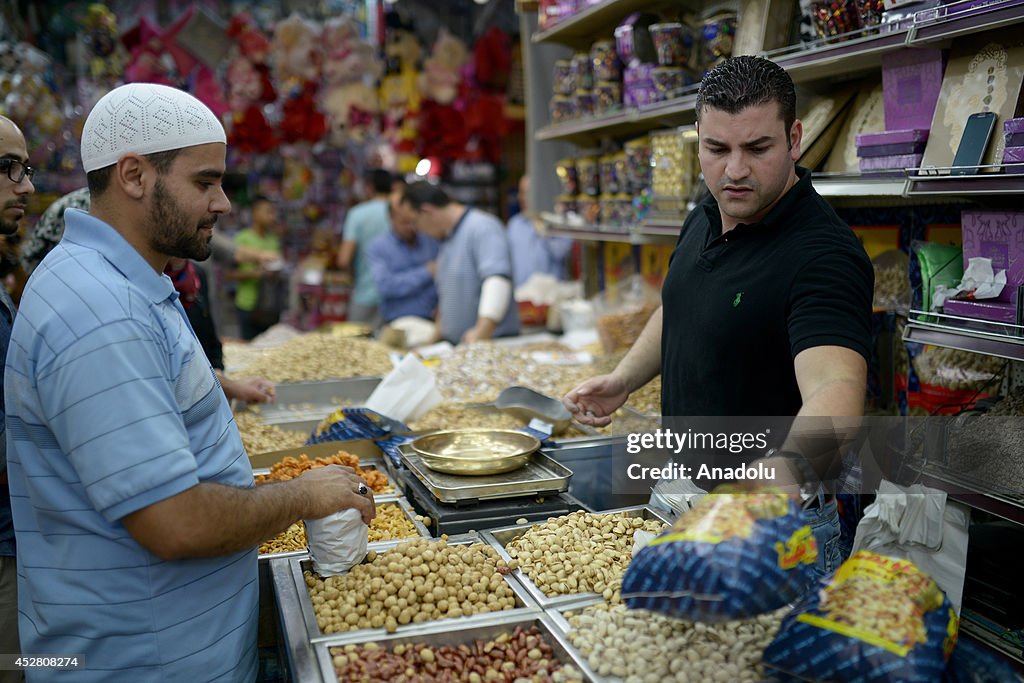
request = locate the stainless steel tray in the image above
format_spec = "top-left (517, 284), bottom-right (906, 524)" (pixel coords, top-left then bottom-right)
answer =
top-left (258, 495), bottom-right (430, 562)
top-left (313, 611), bottom-right (595, 682)
top-left (398, 444), bottom-right (572, 504)
top-left (544, 596), bottom-right (607, 683)
top-left (241, 377), bottom-right (382, 421)
top-left (275, 534), bottom-right (541, 644)
top-left (481, 505), bottom-right (671, 609)
top-left (253, 457), bottom-right (397, 495)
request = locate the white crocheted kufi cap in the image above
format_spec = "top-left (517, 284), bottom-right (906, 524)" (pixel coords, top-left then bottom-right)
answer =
top-left (81, 82), bottom-right (226, 173)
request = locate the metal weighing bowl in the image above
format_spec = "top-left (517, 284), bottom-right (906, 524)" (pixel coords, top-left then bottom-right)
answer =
top-left (411, 429), bottom-right (540, 476)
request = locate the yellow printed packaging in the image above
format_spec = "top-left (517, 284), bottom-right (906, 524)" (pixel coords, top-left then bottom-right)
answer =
top-left (763, 551), bottom-right (957, 682)
top-left (621, 488), bottom-right (820, 622)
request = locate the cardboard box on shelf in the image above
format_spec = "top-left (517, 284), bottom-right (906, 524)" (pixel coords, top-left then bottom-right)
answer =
top-left (825, 80), bottom-right (886, 174)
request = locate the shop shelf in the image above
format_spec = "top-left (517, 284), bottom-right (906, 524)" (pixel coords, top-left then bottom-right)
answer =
top-left (532, 0), bottom-right (685, 47)
top-left (903, 312), bottom-right (1024, 362)
top-left (905, 165), bottom-right (1024, 196)
top-left (909, 0), bottom-right (1024, 45)
top-left (536, 93), bottom-right (699, 144)
top-left (766, 27), bottom-right (912, 84)
top-left (812, 174), bottom-right (908, 197)
top-left (913, 461), bottom-right (1024, 525)
top-left (541, 213), bottom-right (681, 244)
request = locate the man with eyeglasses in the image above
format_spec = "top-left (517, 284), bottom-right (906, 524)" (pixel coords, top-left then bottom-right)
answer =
top-left (0, 114), bottom-right (35, 683)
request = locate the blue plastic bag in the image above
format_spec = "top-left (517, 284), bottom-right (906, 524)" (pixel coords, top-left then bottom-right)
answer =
top-left (622, 488), bottom-right (820, 622)
top-left (763, 551), bottom-right (958, 682)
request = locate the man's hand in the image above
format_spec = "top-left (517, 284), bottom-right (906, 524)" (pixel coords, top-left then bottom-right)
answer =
top-left (562, 374), bottom-right (630, 427)
top-left (461, 317), bottom-right (497, 344)
top-left (223, 375), bottom-right (276, 404)
top-left (297, 465), bottom-right (377, 526)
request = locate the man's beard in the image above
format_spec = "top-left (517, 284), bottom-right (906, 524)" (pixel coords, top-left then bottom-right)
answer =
top-left (148, 179), bottom-right (215, 261)
top-left (0, 199), bottom-right (27, 235)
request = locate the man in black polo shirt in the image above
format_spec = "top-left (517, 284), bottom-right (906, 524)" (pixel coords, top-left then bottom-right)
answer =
top-left (563, 56), bottom-right (872, 574)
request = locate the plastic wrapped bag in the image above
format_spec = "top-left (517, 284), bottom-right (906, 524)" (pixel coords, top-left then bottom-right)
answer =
top-left (306, 508), bottom-right (368, 576)
top-left (763, 551), bottom-right (958, 683)
top-left (591, 275), bottom-right (660, 354)
top-left (622, 487), bottom-right (820, 621)
top-left (852, 480), bottom-right (970, 613)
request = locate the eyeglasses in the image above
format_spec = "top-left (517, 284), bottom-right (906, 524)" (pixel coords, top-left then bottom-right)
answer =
top-left (0, 158), bottom-right (35, 184)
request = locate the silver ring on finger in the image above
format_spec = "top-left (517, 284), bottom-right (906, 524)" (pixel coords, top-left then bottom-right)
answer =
top-left (357, 483), bottom-right (369, 496)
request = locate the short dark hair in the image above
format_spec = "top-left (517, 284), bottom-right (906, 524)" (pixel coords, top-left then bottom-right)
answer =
top-left (402, 181), bottom-right (450, 210)
top-left (86, 148), bottom-right (183, 197)
top-left (251, 194), bottom-right (273, 208)
top-left (696, 56), bottom-right (797, 138)
top-left (369, 169), bottom-right (395, 195)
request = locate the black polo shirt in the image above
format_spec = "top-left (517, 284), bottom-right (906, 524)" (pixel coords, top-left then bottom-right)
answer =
top-left (660, 167), bottom-right (873, 417)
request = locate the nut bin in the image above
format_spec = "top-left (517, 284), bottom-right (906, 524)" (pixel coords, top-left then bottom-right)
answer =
top-left (481, 506), bottom-right (670, 609)
top-left (276, 535), bottom-right (540, 643)
top-left (314, 613), bottom-right (592, 682)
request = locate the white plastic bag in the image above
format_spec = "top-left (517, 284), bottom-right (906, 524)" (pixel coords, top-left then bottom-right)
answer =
top-left (852, 479), bottom-right (970, 612)
top-left (364, 353), bottom-right (443, 422)
top-left (305, 508), bottom-right (369, 577)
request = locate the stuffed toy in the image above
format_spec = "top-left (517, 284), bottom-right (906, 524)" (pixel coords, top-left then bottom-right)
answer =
top-left (273, 14), bottom-right (327, 144)
top-left (224, 12), bottom-right (276, 153)
top-left (418, 29), bottom-right (468, 106)
top-left (82, 4), bottom-right (125, 81)
top-left (320, 17), bottom-right (382, 146)
top-left (380, 25), bottom-right (423, 173)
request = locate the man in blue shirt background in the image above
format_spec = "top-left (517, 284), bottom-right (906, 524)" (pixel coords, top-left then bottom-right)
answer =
top-left (366, 194), bottom-right (440, 324)
top-left (507, 175), bottom-right (573, 288)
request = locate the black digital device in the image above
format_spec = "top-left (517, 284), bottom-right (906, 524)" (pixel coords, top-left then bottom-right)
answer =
top-left (951, 111), bottom-right (997, 175)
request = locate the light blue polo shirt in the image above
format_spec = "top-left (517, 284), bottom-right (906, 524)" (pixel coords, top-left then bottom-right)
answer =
top-left (4, 209), bottom-right (257, 682)
top-left (437, 208), bottom-right (520, 342)
top-left (343, 198), bottom-right (390, 308)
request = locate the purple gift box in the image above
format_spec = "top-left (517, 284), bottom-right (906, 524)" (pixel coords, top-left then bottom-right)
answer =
top-left (1003, 146), bottom-right (1024, 173)
top-left (859, 153), bottom-right (924, 175)
top-left (1006, 117), bottom-right (1024, 135)
top-left (961, 210), bottom-right (1024, 302)
top-left (856, 129), bottom-right (929, 157)
top-left (624, 64), bottom-right (655, 87)
top-left (1006, 132), bottom-right (1024, 147)
top-left (625, 84), bottom-right (658, 108)
top-left (881, 48), bottom-right (947, 132)
top-left (943, 296), bottom-right (1019, 325)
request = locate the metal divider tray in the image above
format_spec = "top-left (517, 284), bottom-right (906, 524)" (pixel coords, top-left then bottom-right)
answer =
top-left (253, 457), bottom-right (397, 494)
top-left (481, 505), bottom-right (672, 610)
top-left (257, 495), bottom-right (431, 562)
top-left (397, 444), bottom-right (572, 504)
top-left (237, 377), bottom-right (382, 423)
top-left (313, 610), bottom-right (596, 682)
top-left (272, 534), bottom-right (541, 646)
top-left (544, 596), bottom-right (608, 683)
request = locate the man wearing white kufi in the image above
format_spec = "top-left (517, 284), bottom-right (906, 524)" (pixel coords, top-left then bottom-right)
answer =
top-left (4, 83), bottom-right (375, 681)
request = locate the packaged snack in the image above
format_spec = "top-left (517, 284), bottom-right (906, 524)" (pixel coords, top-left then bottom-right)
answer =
top-left (763, 551), bottom-right (958, 683)
top-left (622, 488), bottom-right (820, 621)
top-left (577, 155), bottom-right (601, 196)
top-left (594, 80), bottom-right (623, 115)
top-left (623, 136), bottom-right (653, 192)
top-left (556, 157), bottom-right (579, 195)
top-left (649, 22), bottom-right (697, 69)
top-left (575, 90), bottom-right (596, 118)
top-left (570, 51), bottom-right (593, 91)
top-left (549, 95), bottom-right (576, 124)
top-left (590, 39), bottom-right (621, 82)
top-left (553, 59), bottom-right (575, 96)
top-left (701, 12), bottom-right (737, 70)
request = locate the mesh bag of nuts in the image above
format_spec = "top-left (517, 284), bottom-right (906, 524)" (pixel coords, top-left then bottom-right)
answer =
top-left (763, 551), bottom-right (957, 682)
top-left (622, 488), bottom-right (820, 621)
top-left (592, 275), bottom-right (660, 355)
